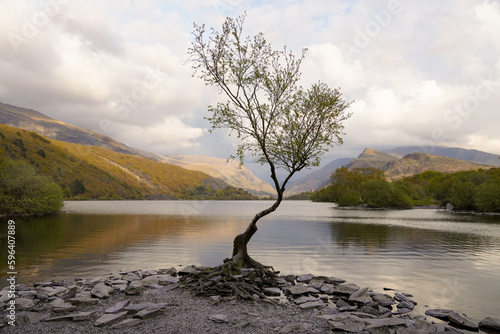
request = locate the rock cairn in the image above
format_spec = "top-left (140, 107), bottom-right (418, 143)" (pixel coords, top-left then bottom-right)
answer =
top-left (1, 266), bottom-right (499, 333)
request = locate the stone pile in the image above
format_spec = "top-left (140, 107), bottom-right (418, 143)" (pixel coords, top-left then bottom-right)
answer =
top-left (1, 266), bottom-right (499, 333)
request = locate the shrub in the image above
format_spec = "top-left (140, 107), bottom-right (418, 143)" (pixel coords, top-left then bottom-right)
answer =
top-left (0, 158), bottom-right (63, 215)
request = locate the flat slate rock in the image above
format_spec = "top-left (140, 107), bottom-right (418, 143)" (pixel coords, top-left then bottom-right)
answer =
top-left (448, 312), bottom-right (479, 331)
top-left (124, 302), bottom-right (156, 314)
top-left (134, 303), bottom-right (167, 319)
top-left (425, 308), bottom-right (454, 319)
top-left (479, 317), bottom-right (500, 331)
top-left (105, 300), bottom-right (130, 313)
top-left (67, 297), bottom-right (99, 306)
top-left (299, 301), bottom-right (326, 310)
top-left (94, 311), bottom-right (128, 327)
top-left (349, 287), bottom-right (373, 304)
top-left (333, 283), bottom-right (360, 295)
top-left (287, 285), bottom-right (309, 296)
top-left (209, 314), bottom-right (229, 323)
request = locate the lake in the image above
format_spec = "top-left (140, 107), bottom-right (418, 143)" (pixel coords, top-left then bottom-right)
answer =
top-left (1, 200), bottom-right (500, 323)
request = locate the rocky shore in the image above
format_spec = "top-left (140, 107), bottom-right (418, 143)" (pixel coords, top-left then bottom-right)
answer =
top-left (1, 266), bottom-right (499, 333)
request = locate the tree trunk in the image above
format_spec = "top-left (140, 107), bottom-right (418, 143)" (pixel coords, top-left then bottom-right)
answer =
top-left (230, 197), bottom-right (282, 267)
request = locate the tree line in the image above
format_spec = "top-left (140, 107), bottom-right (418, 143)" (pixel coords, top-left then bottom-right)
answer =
top-left (311, 166), bottom-right (500, 212)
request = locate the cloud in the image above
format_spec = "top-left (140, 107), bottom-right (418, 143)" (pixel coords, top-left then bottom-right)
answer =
top-left (0, 0), bottom-right (499, 172)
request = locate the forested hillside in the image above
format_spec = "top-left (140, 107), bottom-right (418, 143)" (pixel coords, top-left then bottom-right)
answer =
top-left (0, 124), bottom-right (247, 200)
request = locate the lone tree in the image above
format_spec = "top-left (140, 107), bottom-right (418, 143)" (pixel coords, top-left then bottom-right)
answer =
top-left (184, 13), bottom-right (352, 298)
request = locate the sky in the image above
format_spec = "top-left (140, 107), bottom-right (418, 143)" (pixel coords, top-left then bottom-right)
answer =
top-left (1, 0), bottom-right (500, 182)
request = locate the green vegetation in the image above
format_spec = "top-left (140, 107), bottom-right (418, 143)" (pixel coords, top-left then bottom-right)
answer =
top-left (311, 166), bottom-right (500, 212)
top-left (181, 185), bottom-right (258, 200)
top-left (0, 123), bottom-right (223, 200)
top-left (0, 157), bottom-right (63, 215)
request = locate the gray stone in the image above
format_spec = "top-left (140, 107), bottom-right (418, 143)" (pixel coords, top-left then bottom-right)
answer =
top-left (371, 293), bottom-right (394, 307)
top-left (296, 274), bottom-right (315, 282)
top-left (338, 305), bottom-right (358, 312)
top-left (50, 298), bottom-right (76, 312)
top-left (349, 287), bottom-right (373, 304)
top-left (67, 296), bottom-right (99, 306)
top-left (397, 301), bottom-right (415, 310)
top-left (91, 282), bottom-right (113, 299)
top-left (425, 308), bottom-right (454, 319)
top-left (121, 272), bottom-right (141, 281)
top-left (125, 281), bottom-right (145, 295)
top-left (365, 317), bottom-right (409, 329)
top-left (307, 278), bottom-right (324, 289)
top-left (448, 312), bottom-right (479, 331)
top-left (109, 280), bottom-right (129, 286)
top-left (320, 283), bottom-right (335, 294)
top-left (279, 323), bottom-right (309, 333)
top-left (16, 298), bottom-right (35, 310)
top-left (209, 314), bottom-right (229, 323)
top-left (393, 307), bottom-right (412, 315)
top-left (37, 286), bottom-right (67, 297)
top-left (299, 301), bottom-right (326, 310)
top-left (178, 265), bottom-right (198, 275)
top-left (264, 287), bottom-right (281, 296)
top-left (328, 316), bottom-right (365, 333)
top-left (105, 300), bottom-right (130, 313)
top-left (17, 291), bottom-right (37, 298)
top-left (336, 298), bottom-right (350, 308)
top-left (135, 303), bottom-right (167, 319)
top-left (479, 317), bottom-right (500, 331)
top-left (334, 283), bottom-right (360, 295)
top-left (140, 276), bottom-right (159, 286)
top-left (124, 302), bottom-right (156, 314)
top-left (394, 292), bottom-right (417, 305)
top-left (15, 312), bottom-right (33, 325)
top-left (294, 296), bottom-right (319, 304)
top-left (287, 285), bottom-right (309, 296)
top-left (72, 311), bottom-right (95, 321)
top-left (209, 295), bottom-right (221, 305)
top-left (111, 318), bottom-right (144, 329)
top-left (157, 274), bottom-right (179, 285)
top-left (62, 285), bottom-right (79, 299)
top-left (94, 311), bottom-right (128, 327)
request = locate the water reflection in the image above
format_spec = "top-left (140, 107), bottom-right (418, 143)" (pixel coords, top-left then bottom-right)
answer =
top-left (1, 201), bottom-right (499, 321)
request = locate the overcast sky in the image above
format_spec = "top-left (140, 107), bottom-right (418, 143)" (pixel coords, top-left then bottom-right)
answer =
top-left (1, 0), bottom-right (499, 181)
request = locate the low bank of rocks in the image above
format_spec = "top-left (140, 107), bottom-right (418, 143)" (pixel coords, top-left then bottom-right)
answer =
top-left (1, 266), bottom-right (499, 333)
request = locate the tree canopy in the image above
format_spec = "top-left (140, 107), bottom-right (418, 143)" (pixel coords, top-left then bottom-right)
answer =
top-left (0, 157), bottom-right (64, 215)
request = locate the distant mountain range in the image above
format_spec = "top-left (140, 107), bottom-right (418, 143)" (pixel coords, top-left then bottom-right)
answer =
top-left (0, 102), bottom-right (274, 196)
top-left (286, 147), bottom-right (499, 195)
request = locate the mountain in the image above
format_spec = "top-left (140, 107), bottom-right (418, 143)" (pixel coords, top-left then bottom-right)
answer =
top-left (0, 101), bottom-right (274, 196)
top-left (383, 146), bottom-right (500, 167)
top-left (0, 123), bottom-right (219, 199)
top-left (384, 152), bottom-right (491, 181)
top-left (160, 154), bottom-right (275, 196)
top-left (0, 102), bottom-right (135, 154)
top-left (345, 148), bottom-right (399, 170)
top-left (286, 157), bottom-right (353, 195)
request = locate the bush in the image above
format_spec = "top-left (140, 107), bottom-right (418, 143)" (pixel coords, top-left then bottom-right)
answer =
top-left (474, 179), bottom-right (500, 212)
top-left (0, 158), bottom-right (63, 215)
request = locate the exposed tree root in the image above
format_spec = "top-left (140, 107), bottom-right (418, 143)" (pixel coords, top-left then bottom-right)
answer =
top-left (179, 257), bottom-right (284, 305)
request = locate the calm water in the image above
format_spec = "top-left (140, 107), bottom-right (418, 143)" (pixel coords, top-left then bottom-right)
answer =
top-left (1, 200), bottom-right (500, 322)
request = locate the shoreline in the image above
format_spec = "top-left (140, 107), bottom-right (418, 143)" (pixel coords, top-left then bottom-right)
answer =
top-left (1, 266), bottom-right (499, 333)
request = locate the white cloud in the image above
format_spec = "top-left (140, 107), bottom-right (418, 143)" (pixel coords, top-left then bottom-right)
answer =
top-left (0, 0), bottom-right (499, 175)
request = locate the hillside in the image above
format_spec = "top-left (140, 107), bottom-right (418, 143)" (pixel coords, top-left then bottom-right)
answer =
top-left (0, 101), bottom-right (274, 196)
top-left (0, 123), bottom-right (232, 200)
top-left (346, 148), bottom-right (399, 170)
top-left (384, 152), bottom-right (491, 181)
top-left (383, 146), bottom-right (500, 167)
top-left (286, 157), bottom-right (353, 195)
top-left (158, 154), bottom-right (275, 196)
top-left (0, 102), bottom-right (135, 154)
